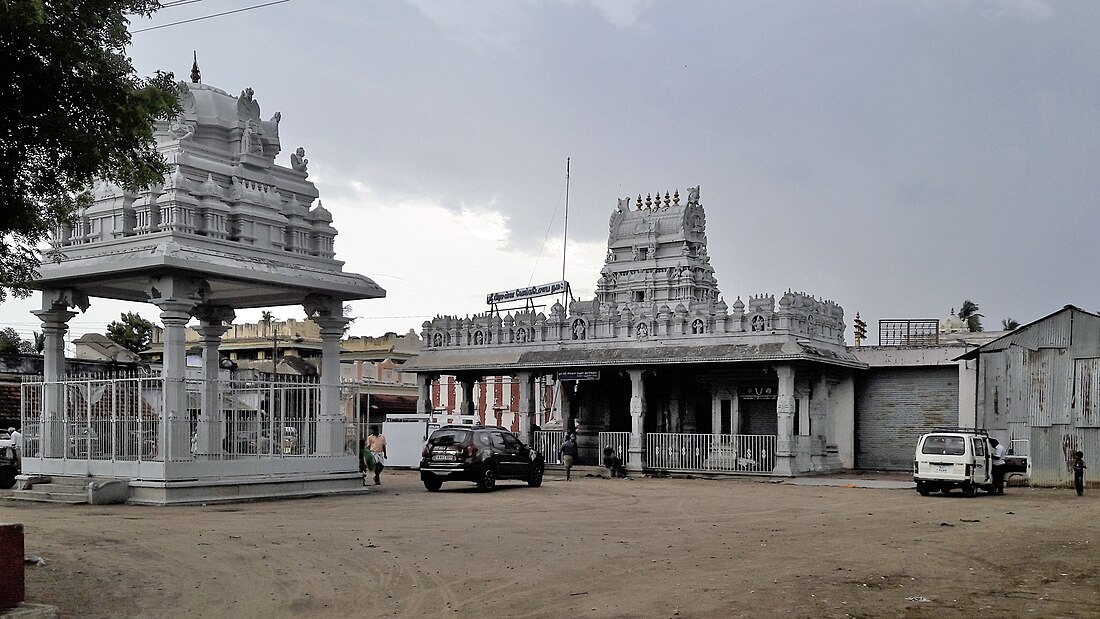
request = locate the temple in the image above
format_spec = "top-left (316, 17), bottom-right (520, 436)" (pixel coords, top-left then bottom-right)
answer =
top-left (407, 188), bottom-right (864, 476)
top-left (19, 73), bottom-right (384, 503)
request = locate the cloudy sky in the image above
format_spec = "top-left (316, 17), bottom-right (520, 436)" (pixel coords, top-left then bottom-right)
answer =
top-left (4, 0), bottom-right (1099, 345)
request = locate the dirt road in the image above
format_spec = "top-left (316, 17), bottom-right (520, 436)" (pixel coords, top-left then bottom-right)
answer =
top-left (4, 469), bottom-right (1097, 618)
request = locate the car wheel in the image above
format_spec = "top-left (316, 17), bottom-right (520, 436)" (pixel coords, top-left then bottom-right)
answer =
top-left (477, 466), bottom-right (497, 491)
top-left (0, 468), bottom-right (15, 490)
top-left (916, 482), bottom-right (930, 496)
top-left (423, 477), bottom-right (442, 492)
top-left (528, 463), bottom-right (544, 488)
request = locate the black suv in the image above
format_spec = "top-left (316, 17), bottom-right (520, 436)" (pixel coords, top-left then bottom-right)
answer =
top-left (420, 425), bottom-right (544, 492)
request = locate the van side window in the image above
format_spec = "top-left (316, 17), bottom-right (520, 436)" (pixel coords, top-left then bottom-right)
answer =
top-left (921, 435), bottom-right (966, 456)
top-left (973, 438), bottom-right (986, 457)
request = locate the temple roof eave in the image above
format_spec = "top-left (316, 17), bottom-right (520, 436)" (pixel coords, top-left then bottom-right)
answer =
top-left (33, 236), bottom-right (385, 307)
top-left (403, 341), bottom-right (866, 374)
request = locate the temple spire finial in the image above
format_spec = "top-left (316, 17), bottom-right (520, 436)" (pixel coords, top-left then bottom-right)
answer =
top-left (191, 51), bottom-right (201, 84)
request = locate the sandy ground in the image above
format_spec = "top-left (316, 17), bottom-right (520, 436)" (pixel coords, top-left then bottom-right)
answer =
top-left (2, 468), bottom-right (1097, 619)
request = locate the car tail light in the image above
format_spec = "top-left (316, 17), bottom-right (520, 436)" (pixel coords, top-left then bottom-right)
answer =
top-left (422, 445), bottom-right (430, 457)
top-left (965, 464), bottom-right (971, 476)
top-left (913, 460), bottom-right (918, 474)
top-left (464, 444), bottom-right (476, 460)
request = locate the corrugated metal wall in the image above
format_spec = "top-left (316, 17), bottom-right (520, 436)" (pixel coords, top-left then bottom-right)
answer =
top-left (976, 308), bottom-right (1100, 486)
top-left (1074, 357), bottom-right (1100, 427)
top-left (855, 366), bottom-right (959, 470)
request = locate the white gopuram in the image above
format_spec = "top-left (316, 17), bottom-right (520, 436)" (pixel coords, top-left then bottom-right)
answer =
top-left (21, 68), bottom-right (384, 504)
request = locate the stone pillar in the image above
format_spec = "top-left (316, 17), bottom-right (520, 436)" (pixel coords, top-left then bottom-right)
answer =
top-left (192, 305), bottom-right (235, 456)
top-left (515, 372), bottom-right (536, 444)
top-left (458, 378), bottom-right (476, 418)
top-left (560, 381), bottom-right (574, 435)
top-left (809, 375), bottom-right (828, 471)
top-left (32, 289), bottom-right (86, 458)
top-left (773, 364), bottom-right (796, 476)
top-left (669, 381), bottom-right (682, 434)
top-left (416, 374), bottom-right (434, 415)
top-left (626, 369), bottom-right (646, 473)
top-left (306, 297), bottom-right (350, 456)
top-left (148, 276), bottom-right (207, 463)
top-left (681, 392), bottom-right (697, 433)
top-left (158, 302), bottom-right (195, 461)
top-left (832, 373), bottom-right (856, 469)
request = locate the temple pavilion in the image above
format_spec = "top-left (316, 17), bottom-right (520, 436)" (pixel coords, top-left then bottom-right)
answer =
top-left (19, 68), bottom-right (384, 503)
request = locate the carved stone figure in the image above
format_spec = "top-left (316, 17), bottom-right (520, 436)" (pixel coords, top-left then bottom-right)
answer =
top-left (237, 87), bottom-right (260, 122)
top-left (169, 119), bottom-right (195, 141)
top-left (572, 319), bottom-right (586, 340)
top-left (291, 147), bottom-right (308, 172)
top-left (240, 120), bottom-right (255, 155)
top-left (686, 186), bottom-right (700, 206)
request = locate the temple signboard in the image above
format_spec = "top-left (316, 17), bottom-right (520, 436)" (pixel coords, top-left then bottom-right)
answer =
top-left (557, 370), bottom-right (600, 381)
top-left (486, 281), bottom-right (567, 305)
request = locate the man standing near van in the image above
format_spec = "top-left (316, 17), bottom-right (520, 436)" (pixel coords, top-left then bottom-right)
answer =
top-left (990, 438), bottom-right (1007, 495)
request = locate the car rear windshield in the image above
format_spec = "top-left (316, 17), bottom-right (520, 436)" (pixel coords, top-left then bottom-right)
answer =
top-left (922, 435), bottom-right (966, 455)
top-left (428, 429), bottom-right (470, 447)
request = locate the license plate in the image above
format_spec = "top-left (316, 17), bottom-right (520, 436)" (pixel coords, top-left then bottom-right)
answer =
top-left (934, 464), bottom-right (951, 474)
top-left (432, 454), bottom-right (454, 462)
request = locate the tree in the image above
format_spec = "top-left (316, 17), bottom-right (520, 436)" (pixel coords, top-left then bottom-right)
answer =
top-left (1002, 318), bottom-right (1020, 331)
top-left (343, 303), bottom-right (357, 336)
top-left (106, 312), bottom-right (157, 353)
top-left (958, 300), bottom-right (984, 332)
top-left (0, 328), bottom-right (34, 355)
top-left (0, 1), bottom-right (180, 302)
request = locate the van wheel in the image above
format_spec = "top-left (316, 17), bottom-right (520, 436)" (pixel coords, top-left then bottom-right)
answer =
top-left (962, 482), bottom-right (976, 497)
top-left (941, 487), bottom-right (952, 494)
top-left (916, 482), bottom-right (930, 496)
top-left (0, 468), bottom-right (15, 490)
top-left (477, 466), bottom-right (497, 491)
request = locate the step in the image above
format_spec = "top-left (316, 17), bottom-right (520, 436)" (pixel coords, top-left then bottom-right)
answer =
top-left (10, 489), bottom-right (87, 504)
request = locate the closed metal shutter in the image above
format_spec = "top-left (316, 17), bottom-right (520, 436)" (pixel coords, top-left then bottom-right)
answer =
top-left (856, 366), bottom-right (959, 470)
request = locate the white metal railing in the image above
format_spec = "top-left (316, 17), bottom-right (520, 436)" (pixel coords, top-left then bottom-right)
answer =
top-left (534, 430), bottom-right (565, 463)
top-left (19, 377), bottom-right (360, 462)
top-left (646, 433), bottom-right (776, 474)
top-left (598, 432), bottom-right (629, 467)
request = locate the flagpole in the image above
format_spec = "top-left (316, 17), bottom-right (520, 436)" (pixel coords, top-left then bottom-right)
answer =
top-left (561, 157), bottom-right (570, 307)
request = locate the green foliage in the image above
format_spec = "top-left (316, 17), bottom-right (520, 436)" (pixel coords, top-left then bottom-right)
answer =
top-left (106, 311), bottom-right (157, 353)
top-left (0, 327), bottom-right (34, 355)
top-left (958, 300), bottom-right (984, 332)
top-left (0, 1), bottom-right (180, 302)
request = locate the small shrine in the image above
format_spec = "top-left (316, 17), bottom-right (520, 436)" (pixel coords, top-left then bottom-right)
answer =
top-left (20, 64), bottom-right (384, 503)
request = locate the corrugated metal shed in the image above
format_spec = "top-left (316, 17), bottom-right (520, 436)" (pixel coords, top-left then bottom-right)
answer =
top-left (974, 306), bottom-right (1100, 486)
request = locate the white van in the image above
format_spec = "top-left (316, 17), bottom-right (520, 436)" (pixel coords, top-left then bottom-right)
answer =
top-left (913, 428), bottom-right (1029, 497)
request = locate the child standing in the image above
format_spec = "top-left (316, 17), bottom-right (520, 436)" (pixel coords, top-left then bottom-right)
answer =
top-left (1072, 450), bottom-right (1086, 496)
